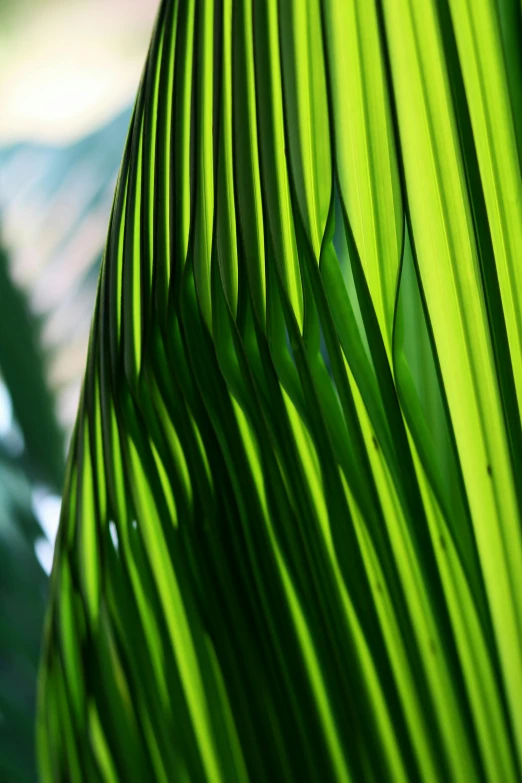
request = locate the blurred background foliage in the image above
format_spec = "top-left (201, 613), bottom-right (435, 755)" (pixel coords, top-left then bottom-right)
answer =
top-left (0, 1), bottom-right (158, 779)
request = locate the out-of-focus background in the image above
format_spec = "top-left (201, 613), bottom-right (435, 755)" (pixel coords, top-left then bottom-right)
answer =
top-left (0, 2), bottom-right (159, 779)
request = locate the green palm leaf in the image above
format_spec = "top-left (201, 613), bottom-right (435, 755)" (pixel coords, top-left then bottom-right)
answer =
top-left (39, 1), bottom-right (522, 781)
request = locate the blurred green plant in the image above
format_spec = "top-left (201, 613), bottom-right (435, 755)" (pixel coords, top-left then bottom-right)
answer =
top-left (0, 107), bottom-right (131, 433)
top-left (0, 458), bottom-right (47, 783)
top-left (0, 244), bottom-right (64, 489)
top-left (0, 241), bottom-right (58, 783)
top-left (38, 0), bottom-right (522, 781)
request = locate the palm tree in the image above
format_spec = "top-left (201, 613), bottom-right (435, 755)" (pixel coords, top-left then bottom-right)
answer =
top-left (38, 0), bottom-right (522, 780)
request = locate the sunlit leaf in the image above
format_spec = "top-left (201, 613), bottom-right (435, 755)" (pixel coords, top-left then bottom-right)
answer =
top-left (39, 1), bottom-right (522, 781)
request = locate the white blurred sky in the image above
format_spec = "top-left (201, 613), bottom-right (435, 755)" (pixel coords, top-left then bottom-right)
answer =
top-left (0, 0), bottom-right (160, 143)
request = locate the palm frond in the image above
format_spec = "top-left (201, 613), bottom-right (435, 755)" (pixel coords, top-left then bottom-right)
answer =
top-left (39, 1), bottom-right (522, 781)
